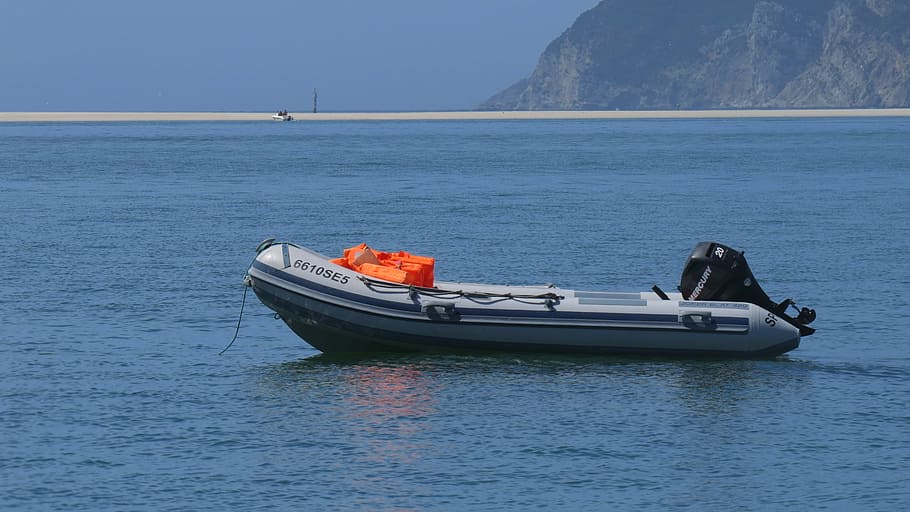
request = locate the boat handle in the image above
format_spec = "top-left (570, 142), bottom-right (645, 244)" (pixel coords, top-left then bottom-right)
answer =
top-left (422, 301), bottom-right (460, 321)
top-left (679, 311), bottom-right (716, 330)
top-left (422, 301), bottom-right (456, 313)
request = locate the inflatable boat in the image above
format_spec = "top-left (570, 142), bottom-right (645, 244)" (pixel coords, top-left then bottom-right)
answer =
top-left (245, 240), bottom-right (816, 357)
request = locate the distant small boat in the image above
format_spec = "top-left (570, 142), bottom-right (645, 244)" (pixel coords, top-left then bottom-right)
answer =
top-left (245, 240), bottom-right (816, 357)
top-left (271, 111), bottom-right (293, 121)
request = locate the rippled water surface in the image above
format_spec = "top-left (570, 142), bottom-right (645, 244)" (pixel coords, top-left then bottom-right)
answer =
top-left (2, 118), bottom-right (909, 510)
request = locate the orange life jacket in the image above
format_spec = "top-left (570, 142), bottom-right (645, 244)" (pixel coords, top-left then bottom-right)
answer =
top-left (330, 243), bottom-right (435, 288)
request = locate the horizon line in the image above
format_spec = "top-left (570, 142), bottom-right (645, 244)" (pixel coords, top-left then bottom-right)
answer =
top-left (2, 108), bottom-right (910, 122)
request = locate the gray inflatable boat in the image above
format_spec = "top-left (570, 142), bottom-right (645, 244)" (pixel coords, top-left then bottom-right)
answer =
top-left (245, 240), bottom-right (815, 357)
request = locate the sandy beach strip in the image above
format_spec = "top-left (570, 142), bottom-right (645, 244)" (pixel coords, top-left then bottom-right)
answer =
top-left (2, 109), bottom-right (910, 122)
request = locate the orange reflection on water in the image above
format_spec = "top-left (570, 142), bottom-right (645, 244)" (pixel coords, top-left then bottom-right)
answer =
top-left (345, 364), bottom-right (436, 423)
top-left (341, 364), bottom-right (439, 465)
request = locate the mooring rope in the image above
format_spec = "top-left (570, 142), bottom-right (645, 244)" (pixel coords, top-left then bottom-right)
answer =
top-left (357, 275), bottom-right (564, 302)
top-left (219, 280), bottom-right (249, 355)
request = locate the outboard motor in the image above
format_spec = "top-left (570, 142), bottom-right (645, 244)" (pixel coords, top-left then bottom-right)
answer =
top-left (679, 242), bottom-right (816, 336)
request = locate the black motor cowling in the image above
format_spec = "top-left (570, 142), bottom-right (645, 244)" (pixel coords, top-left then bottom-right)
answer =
top-left (679, 242), bottom-right (816, 336)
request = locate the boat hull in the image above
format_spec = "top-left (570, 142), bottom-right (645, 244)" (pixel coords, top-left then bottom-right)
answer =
top-left (247, 243), bottom-right (801, 357)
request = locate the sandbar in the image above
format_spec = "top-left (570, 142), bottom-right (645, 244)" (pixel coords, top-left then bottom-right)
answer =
top-left (1, 109), bottom-right (909, 122)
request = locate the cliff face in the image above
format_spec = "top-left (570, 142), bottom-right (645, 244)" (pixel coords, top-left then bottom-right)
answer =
top-left (480, 0), bottom-right (910, 110)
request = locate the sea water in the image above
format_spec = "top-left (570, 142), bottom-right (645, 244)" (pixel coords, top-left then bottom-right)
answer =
top-left (1, 117), bottom-right (908, 510)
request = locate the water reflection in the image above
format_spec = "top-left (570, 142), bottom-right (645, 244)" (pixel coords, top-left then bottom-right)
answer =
top-left (259, 355), bottom-right (440, 468)
top-left (439, 352), bottom-right (808, 417)
top-left (342, 364), bottom-right (437, 427)
top-left (335, 363), bottom-right (441, 479)
top-left (669, 358), bottom-right (811, 414)
top-left (257, 352), bottom-right (815, 463)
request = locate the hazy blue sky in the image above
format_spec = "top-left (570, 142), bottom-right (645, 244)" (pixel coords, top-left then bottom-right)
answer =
top-left (0, 1), bottom-right (598, 112)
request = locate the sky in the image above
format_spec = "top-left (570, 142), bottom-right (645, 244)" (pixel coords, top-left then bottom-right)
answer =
top-left (0, 0), bottom-right (599, 112)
